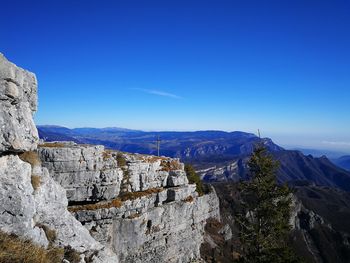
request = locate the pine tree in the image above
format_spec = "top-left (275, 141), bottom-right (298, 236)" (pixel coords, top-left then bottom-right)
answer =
top-left (185, 164), bottom-right (204, 196)
top-left (236, 145), bottom-right (299, 263)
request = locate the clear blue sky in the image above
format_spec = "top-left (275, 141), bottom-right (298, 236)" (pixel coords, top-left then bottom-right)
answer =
top-left (1, 0), bottom-right (350, 152)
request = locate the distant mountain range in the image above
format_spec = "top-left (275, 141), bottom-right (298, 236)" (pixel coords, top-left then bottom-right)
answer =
top-left (293, 147), bottom-right (348, 159)
top-left (37, 125), bottom-right (350, 192)
top-left (333, 155), bottom-right (350, 171)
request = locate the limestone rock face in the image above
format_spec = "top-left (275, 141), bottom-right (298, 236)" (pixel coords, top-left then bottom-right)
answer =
top-left (0, 54), bottom-right (221, 263)
top-left (33, 165), bottom-right (103, 252)
top-left (0, 53), bottom-right (38, 153)
top-left (0, 55), bottom-right (119, 263)
top-left (0, 153), bottom-right (119, 262)
top-left (39, 145), bottom-right (191, 203)
top-left (38, 142), bottom-right (123, 202)
top-left (72, 188), bottom-right (220, 263)
top-left (0, 155), bottom-right (48, 246)
top-left (123, 154), bottom-right (186, 192)
top-left (39, 142), bottom-right (221, 262)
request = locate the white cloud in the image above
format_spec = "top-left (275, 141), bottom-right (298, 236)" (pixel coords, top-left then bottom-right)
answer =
top-left (322, 141), bottom-right (350, 147)
top-left (131, 88), bottom-right (182, 99)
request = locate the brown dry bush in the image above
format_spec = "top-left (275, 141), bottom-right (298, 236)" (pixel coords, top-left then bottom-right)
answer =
top-left (119, 188), bottom-right (163, 201)
top-left (68, 188), bottom-right (163, 212)
top-left (19, 151), bottom-right (41, 167)
top-left (64, 246), bottom-right (81, 263)
top-left (68, 198), bottom-right (123, 212)
top-left (183, 195), bottom-right (194, 203)
top-left (116, 153), bottom-right (127, 167)
top-left (38, 142), bottom-right (66, 148)
top-left (102, 150), bottom-right (112, 160)
top-left (31, 175), bottom-right (41, 190)
top-left (0, 231), bottom-right (64, 263)
top-left (160, 159), bottom-right (182, 171)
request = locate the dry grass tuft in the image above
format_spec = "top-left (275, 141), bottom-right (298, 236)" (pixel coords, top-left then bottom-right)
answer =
top-left (64, 246), bottom-right (81, 263)
top-left (102, 150), bottom-right (112, 160)
top-left (127, 213), bottom-right (141, 219)
top-left (68, 188), bottom-right (163, 212)
top-left (120, 188), bottom-right (163, 201)
top-left (160, 159), bottom-right (182, 172)
top-left (183, 195), bottom-right (194, 203)
top-left (19, 151), bottom-right (41, 168)
top-left (0, 230), bottom-right (64, 263)
top-left (31, 175), bottom-right (41, 190)
top-left (146, 156), bottom-right (167, 163)
top-left (116, 153), bottom-right (127, 167)
top-left (38, 142), bottom-right (67, 148)
top-left (68, 198), bottom-right (123, 212)
top-left (36, 224), bottom-right (57, 245)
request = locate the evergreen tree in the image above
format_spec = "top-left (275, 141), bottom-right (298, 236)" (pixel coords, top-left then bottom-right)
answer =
top-left (236, 145), bottom-right (298, 263)
top-left (184, 164), bottom-right (204, 196)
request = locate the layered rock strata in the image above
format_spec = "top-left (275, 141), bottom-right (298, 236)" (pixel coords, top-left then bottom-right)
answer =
top-left (40, 143), bottom-right (220, 262)
top-left (0, 53), bottom-right (221, 263)
top-left (0, 54), bottom-right (118, 262)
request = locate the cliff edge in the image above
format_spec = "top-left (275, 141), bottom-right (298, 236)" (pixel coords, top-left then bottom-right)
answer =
top-left (0, 54), bottom-right (220, 263)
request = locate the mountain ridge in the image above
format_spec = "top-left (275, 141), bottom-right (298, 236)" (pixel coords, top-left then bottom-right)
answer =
top-left (37, 125), bottom-right (350, 192)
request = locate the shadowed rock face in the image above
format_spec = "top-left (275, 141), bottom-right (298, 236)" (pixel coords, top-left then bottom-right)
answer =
top-left (0, 53), bottom-right (38, 153)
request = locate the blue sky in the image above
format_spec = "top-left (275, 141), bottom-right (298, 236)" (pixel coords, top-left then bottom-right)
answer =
top-left (1, 0), bottom-right (350, 152)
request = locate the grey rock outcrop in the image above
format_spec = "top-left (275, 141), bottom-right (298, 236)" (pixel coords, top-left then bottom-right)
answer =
top-left (71, 186), bottom-right (220, 263)
top-left (39, 142), bottom-right (123, 202)
top-left (0, 155), bottom-right (48, 246)
top-left (0, 53), bottom-right (221, 263)
top-left (39, 146), bottom-right (193, 203)
top-left (0, 53), bottom-right (38, 153)
top-left (0, 54), bottom-right (118, 262)
top-left (40, 143), bottom-right (221, 262)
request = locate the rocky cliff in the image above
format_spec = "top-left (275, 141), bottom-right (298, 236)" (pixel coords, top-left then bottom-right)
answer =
top-left (0, 54), bottom-right (220, 263)
top-left (38, 142), bottom-right (220, 262)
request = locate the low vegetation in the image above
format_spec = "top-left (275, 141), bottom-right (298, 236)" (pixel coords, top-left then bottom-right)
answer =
top-left (183, 195), bottom-right (194, 203)
top-left (184, 164), bottom-right (204, 196)
top-left (0, 230), bottom-right (64, 263)
top-left (63, 246), bottom-right (81, 263)
top-left (69, 188), bottom-right (164, 212)
top-left (102, 150), bottom-right (112, 160)
top-left (36, 224), bottom-right (57, 245)
top-left (161, 159), bottom-right (182, 171)
top-left (38, 142), bottom-right (67, 148)
top-left (116, 153), bottom-right (127, 167)
top-left (19, 151), bottom-right (42, 190)
top-left (146, 156), bottom-right (167, 163)
top-left (119, 188), bottom-right (163, 201)
top-left (31, 175), bottom-right (41, 190)
top-left (127, 213), bottom-right (141, 219)
top-left (68, 198), bottom-right (123, 212)
top-left (19, 151), bottom-right (41, 167)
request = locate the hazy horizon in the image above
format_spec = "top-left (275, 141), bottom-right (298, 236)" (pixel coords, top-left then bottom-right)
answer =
top-left (2, 0), bottom-right (349, 153)
top-left (36, 123), bottom-right (350, 155)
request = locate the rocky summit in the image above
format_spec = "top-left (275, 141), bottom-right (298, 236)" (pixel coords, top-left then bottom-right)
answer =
top-left (0, 53), bottom-right (220, 262)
